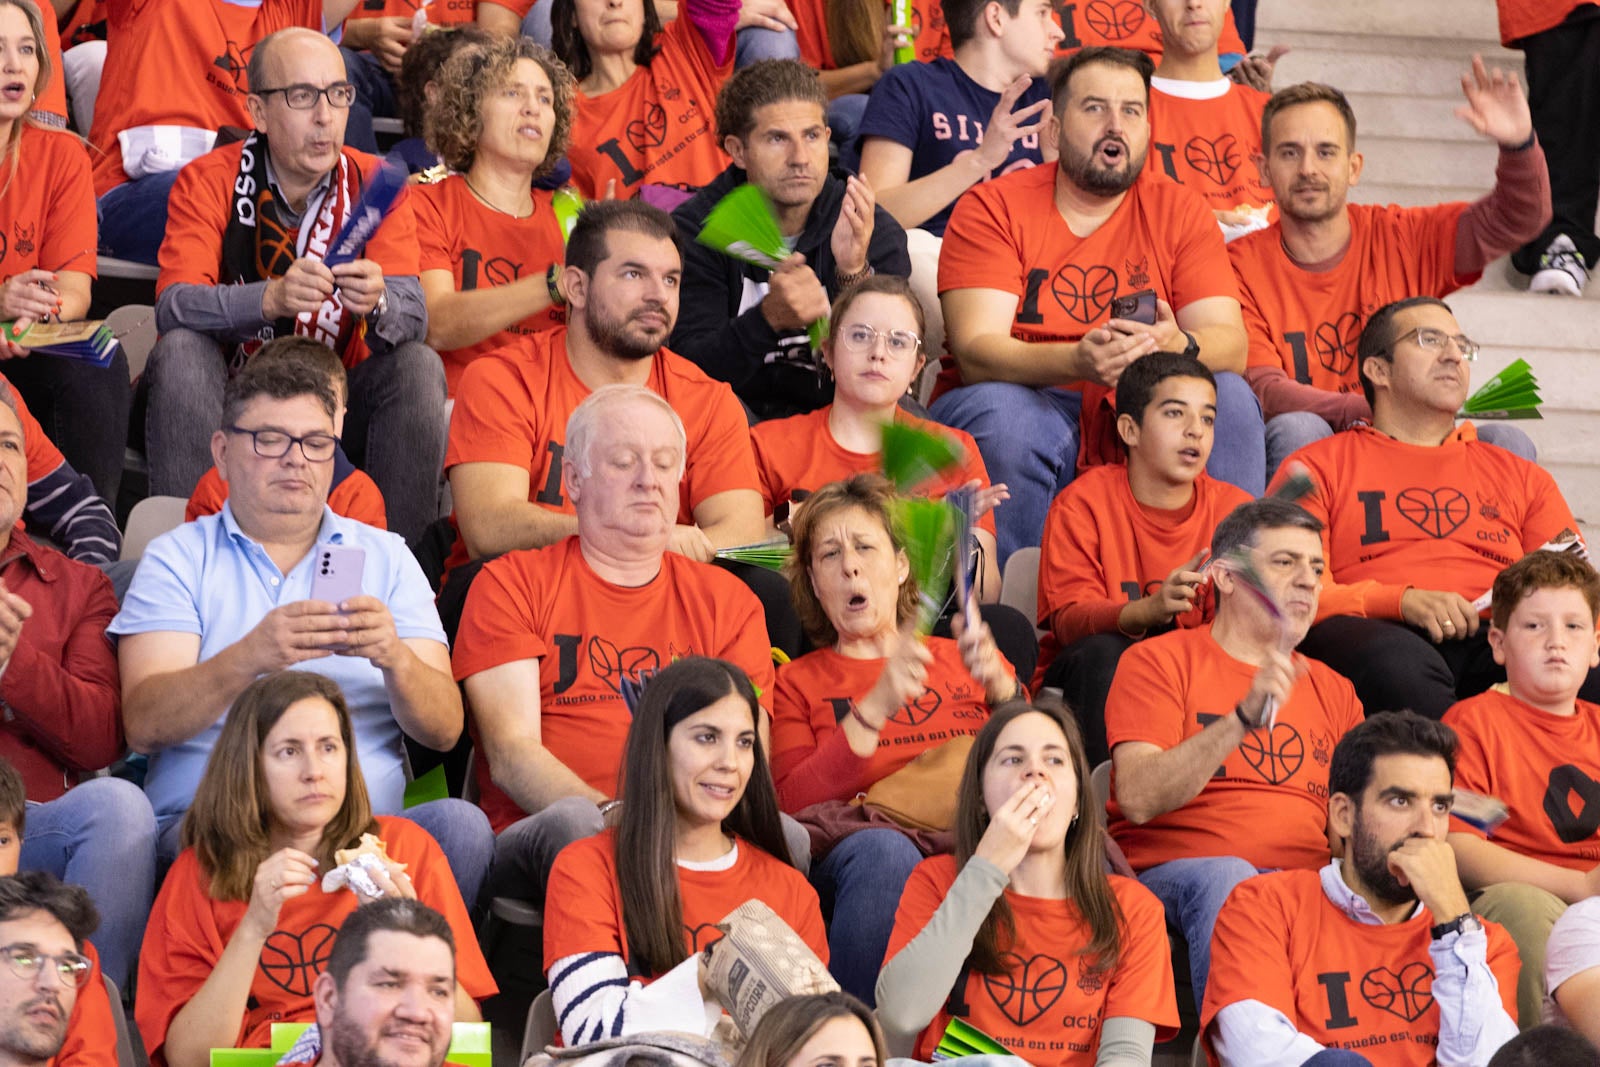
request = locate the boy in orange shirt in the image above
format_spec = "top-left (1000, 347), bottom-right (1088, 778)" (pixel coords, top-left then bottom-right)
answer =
top-left (1444, 550), bottom-right (1600, 1028)
top-left (1203, 711), bottom-right (1520, 1065)
top-left (1035, 352), bottom-right (1249, 764)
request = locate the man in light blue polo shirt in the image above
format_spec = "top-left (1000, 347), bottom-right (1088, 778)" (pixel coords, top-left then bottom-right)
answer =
top-left (109, 337), bottom-right (491, 907)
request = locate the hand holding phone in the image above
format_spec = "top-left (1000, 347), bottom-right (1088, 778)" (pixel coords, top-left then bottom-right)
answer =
top-left (310, 545), bottom-right (366, 608)
top-left (1109, 288), bottom-right (1158, 326)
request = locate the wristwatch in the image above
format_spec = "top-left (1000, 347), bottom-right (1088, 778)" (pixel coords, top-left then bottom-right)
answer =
top-left (1430, 912), bottom-right (1482, 940)
top-left (367, 287), bottom-right (389, 324)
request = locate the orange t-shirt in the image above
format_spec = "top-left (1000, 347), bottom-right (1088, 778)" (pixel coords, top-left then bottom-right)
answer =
top-left (566, 14), bottom-right (733, 198)
top-left (1271, 423), bottom-right (1581, 622)
top-left (543, 828), bottom-right (828, 972)
top-left (750, 405), bottom-right (996, 535)
top-left (156, 142), bottom-right (422, 369)
top-left (770, 638), bottom-right (1009, 809)
top-left (61, 0), bottom-right (110, 47)
top-left (0, 125), bottom-right (96, 289)
top-left (411, 174), bottom-right (567, 395)
top-left (937, 165), bottom-right (1238, 469)
top-left (884, 856), bottom-right (1179, 1066)
top-left (1056, 3), bottom-right (1245, 57)
top-left (89, 0), bottom-right (323, 196)
top-left (346, 0), bottom-right (478, 25)
top-left (54, 942), bottom-right (114, 1067)
top-left (1148, 80), bottom-right (1272, 217)
top-left (786, 0), bottom-right (834, 70)
top-left (450, 536), bottom-right (775, 832)
top-left (7, 371), bottom-right (66, 485)
top-left (185, 465), bottom-right (388, 529)
top-left (1201, 868), bottom-right (1520, 1065)
top-left (1104, 624), bottom-right (1364, 872)
top-left (1035, 465), bottom-right (1250, 682)
top-left (1497, 0), bottom-right (1598, 45)
top-left (135, 816), bottom-right (496, 1067)
top-left (1445, 689), bottom-right (1600, 870)
top-left (1230, 203), bottom-right (1470, 399)
top-left (443, 327), bottom-right (759, 574)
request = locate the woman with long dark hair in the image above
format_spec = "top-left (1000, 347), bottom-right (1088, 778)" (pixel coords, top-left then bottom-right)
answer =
top-left (736, 992), bottom-right (885, 1067)
top-left (135, 672), bottom-right (494, 1067)
top-left (543, 656), bottom-right (827, 1044)
top-left (876, 701), bottom-right (1178, 1066)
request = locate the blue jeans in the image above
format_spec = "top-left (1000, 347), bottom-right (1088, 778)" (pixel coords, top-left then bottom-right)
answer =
top-left (1136, 854), bottom-right (1259, 1011)
top-left (1305, 1053), bottom-right (1373, 1066)
top-left (1266, 411), bottom-right (1538, 478)
top-left (157, 798), bottom-right (493, 916)
top-left (21, 778), bottom-right (157, 989)
top-left (931, 373), bottom-right (1264, 566)
top-left (98, 169), bottom-right (183, 266)
top-left (811, 827), bottom-right (922, 1006)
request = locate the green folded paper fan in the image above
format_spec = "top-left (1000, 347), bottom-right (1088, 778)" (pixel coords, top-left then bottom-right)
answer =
top-left (934, 1018), bottom-right (1011, 1060)
top-left (1460, 358), bottom-right (1541, 420)
top-left (891, 0), bottom-right (915, 62)
top-left (880, 420), bottom-right (965, 493)
top-left (552, 187), bottom-right (584, 243)
top-left (695, 183), bottom-right (790, 271)
top-left (894, 497), bottom-right (957, 634)
top-left (714, 540), bottom-right (793, 572)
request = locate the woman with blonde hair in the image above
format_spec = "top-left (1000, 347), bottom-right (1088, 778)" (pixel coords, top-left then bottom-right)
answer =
top-left (135, 671), bottom-right (496, 1067)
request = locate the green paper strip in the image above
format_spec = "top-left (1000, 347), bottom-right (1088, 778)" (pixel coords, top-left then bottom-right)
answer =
top-left (403, 764), bottom-right (448, 808)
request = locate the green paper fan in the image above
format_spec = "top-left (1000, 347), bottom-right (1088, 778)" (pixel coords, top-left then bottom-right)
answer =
top-left (714, 540), bottom-right (793, 572)
top-left (1460, 358), bottom-right (1541, 420)
top-left (552, 187), bottom-right (584, 243)
top-left (891, 0), bottom-right (915, 62)
top-left (695, 183), bottom-right (789, 270)
top-left (894, 497), bottom-right (957, 634)
top-left (934, 1018), bottom-right (1010, 1060)
top-left (880, 421), bottom-right (965, 493)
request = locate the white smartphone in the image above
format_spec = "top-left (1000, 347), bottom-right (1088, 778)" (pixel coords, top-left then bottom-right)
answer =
top-left (309, 545), bottom-right (366, 607)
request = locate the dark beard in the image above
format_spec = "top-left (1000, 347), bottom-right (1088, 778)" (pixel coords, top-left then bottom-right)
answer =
top-left (1, 1001), bottom-right (68, 1062)
top-left (1060, 137), bottom-right (1146, 196)
top-left (327, 1009), bottom-right (447, 1067)
top-left (1350, 810), bottom-right (1417, 909)
top-left (587, 304), bottom-right (669, 362)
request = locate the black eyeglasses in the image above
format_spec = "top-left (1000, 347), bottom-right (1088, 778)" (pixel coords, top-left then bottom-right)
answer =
top-left (227, 425), bottom-right (340, 462)
top-left (252, 82), bottom-right (358, 110)
top-left (0, 944), bottom-right (93, 988)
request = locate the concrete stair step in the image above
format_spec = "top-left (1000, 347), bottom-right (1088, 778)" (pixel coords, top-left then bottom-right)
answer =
top-left (1354, 135), bottom-right (1501, 187)
top-left (1463, 255), bottom-right (1600, 297)
top-left (1347, 182), bottom-right (1489, 207)
top-left (1265, 28), bottom-right (1518, 64)
top-left (1344, 93), bottom-right (1504, 143)
top-left (1275, 49), bottom-right (1508, 97)
top-left (1256, 0), bottom-right (1501, 42)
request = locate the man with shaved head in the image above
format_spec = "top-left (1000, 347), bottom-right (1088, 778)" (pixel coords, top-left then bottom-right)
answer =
top-left (146, 26), bottom-right (448, 543)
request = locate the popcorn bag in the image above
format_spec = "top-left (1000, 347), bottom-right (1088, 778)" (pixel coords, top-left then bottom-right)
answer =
top-left (701, 900), bottom-right (839, 1040)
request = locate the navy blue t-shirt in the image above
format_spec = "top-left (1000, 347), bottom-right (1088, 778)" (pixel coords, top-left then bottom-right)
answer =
top-left (847, 57), bottom-right (1050, 237)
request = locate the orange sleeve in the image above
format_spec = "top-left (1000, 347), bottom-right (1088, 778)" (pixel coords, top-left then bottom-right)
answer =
top-left (134, 851), bottom-right (230, 1062)
top-left (1103, 878), bottom-right (1180, 1037)
top-left (936, 181), bottom-right (1026, 299)
top-left (1485, 920), bottom-right (1522, 1019)
top-left (185, 468), bottom-right (226, 522)
top-left (329, 469), bottom-right (388, 529)
top-left (770, 655), bottom-right (828, 769)
top-left (55, 943), bottom-right (116, 1067)
top-left (445, 354), bottom-right (539, 472)
top-left (719, 572), bottom-right (775, 711)
top-left (1166, 183), bottom-right (1242, 308)
top-left (682, 378), bottom-right (761, 507)
top-left (1199, 873), bottom-right (1299, 1032)
top-left (884, 855), bottom-right (957, 963)
top-left (1103, 638), bottom-right (1191, 752)
top-left (38, 133), bottom-right (96, 274)
top-left (451, 552), bottom-right (548, 680)
top-left (10, 380), bottom-right (66, 483)
top-left (1442, 703), bottom-right (1493, 841)
top-left (381, 817), bottom-right (498, 999)
top-left (478, 0), bottom-right (535, 15)
top-left (412, 182), bottom-right (455, 274)
top-left (750, 418), bottom-right (791, 516)
top-left (1518, 461), bottom-right (1582, 553)
top-left (155, 150), bottom-right (232, 294)
top-left (359, 159), bottom-right (422, 277)
top-left (1401, 201), bottom-right (1475, 293)
top-left (1038, 481), bottom-right (1127, 643)
top-left (542, 833), bottom-right (626, 969)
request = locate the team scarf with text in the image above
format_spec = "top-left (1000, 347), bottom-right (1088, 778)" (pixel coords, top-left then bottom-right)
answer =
top-left (222, 132), bottom-right (360, 368)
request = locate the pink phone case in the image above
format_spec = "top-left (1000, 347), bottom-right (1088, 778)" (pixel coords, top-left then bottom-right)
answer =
top-left (310, 545), bottom-right (366, 606)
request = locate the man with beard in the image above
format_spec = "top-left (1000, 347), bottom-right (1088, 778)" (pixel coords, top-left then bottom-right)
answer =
top-left (934, 46), bottom-right (1258, 565)
top-left (1201, 711), bottom-right (1520, 1066)
top-left (276, 898), bottom-right (459, 1067)
top-left (0, 871), bottom-right (99, 1067)
top-left (1231, 74), bottom-right (1549, 477)
top-left (1106, 497), bottom-right (1363, 1011)
top-left (673, 60), bottom-right (909, 420)
top-left (445, 199), bottom-right (765, 587)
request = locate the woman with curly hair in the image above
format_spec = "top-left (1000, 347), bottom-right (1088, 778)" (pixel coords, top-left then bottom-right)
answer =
top-left (415, 36), bottom-right (576, 394)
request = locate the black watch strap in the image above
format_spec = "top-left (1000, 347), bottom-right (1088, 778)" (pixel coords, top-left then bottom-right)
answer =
top-left (1180, 329), bottom-right (1200, 360)
top-left (1430, 912), bottom-right (1478, 940)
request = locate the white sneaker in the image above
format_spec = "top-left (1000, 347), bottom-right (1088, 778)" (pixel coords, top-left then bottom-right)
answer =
top-left (1530, 234), bottom-right (1590, 296)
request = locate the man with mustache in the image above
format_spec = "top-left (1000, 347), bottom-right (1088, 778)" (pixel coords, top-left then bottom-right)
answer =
top-left (445, 199), bottom-right (765, 586)
top-left (1106, 496), bottom-right (1363, 1012)
top-left (0, 871), bottom-right (100, 1067)
top-left (673, 59), bottom-right (909, 420)
top-left (1269, 297), bottom-right (1595, 721)
top-left (1230, 74), bottom-right (1549, 477)
top-left (934, 45), bottom-right (1257, 566)
top-left (1202, 711), bottom-right (1520, 1066)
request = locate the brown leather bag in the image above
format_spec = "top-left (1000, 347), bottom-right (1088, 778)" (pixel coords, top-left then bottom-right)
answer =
top-left (857, 735), bottom-right (976, 832)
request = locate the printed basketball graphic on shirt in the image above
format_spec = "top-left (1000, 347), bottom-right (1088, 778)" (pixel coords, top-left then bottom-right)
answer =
top-left (1051, 264), bottom-right (1118, 324)
top-left (1183, 134), bottom-right (1242, 186)
top-left (0, 230), bottom-right (9, 265)
top-left (213, 40), bottom-right (250, 92)
top-left (984, 952), bottom-right (1067, 1025)
top-left (12, 223), bottom-right (33, 258)
top-left (685, 922), bottom-right (723, 952)
top-left (1359, 962), bottom-right (1434, 1023)
top-left (889, 687), bottom-right (943, 727)
top-left (1082, 0), bottom-right (1144, 40)
top-left (259, 923), bottom-right (338, 995)
top-left (1395, 487), bottom-right (1471, 539)
top-left (627, 103), bottom-right (670, 152)
top-left (1313, 313), bottom-right (1362, 376)
top-left (1543, 765), bottom-right (1600, 843)
top-left (587, 636), bottom-right (662, 695)
top-left (1237, 723), bottom-right (1304, 785)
